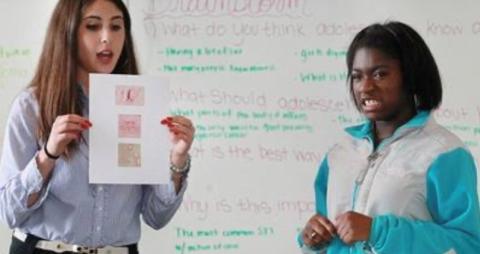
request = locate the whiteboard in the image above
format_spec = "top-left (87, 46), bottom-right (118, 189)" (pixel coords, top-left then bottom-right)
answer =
top-left (1, 0), bottom-right (480, 253)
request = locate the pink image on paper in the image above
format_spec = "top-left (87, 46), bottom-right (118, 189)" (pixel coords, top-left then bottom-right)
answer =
top-left (115, 85), bottom-right (145, 106)
top-left (118, 143), bottom-right (141, 167)
top-left (118, 114), bottom-right (141, 138)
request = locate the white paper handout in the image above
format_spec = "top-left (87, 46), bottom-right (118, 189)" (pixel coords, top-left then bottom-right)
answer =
top-left (89, 74), bottom-right (170, 184)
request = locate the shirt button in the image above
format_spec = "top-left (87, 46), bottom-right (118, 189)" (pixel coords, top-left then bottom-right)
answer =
top-left (98, 186), bottom-right (103, 192)
top-left (96, 226), bottom-right (101, 231)
top-left (98, 207), bottom-right (103, 211)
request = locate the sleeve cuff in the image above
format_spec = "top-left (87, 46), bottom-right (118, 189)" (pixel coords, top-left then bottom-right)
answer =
top-left (168, 177), bottom-right (188, 200)
top-left (300, 244), bottom-right (327, 253)
top-left (151, 178), bottom-right (188, 205)
top-left (368, 215), bottom-right (386, 250)
top-left (19, 152), bottom-right (51, 209)
top-left (20, 153), bottom-right (45, 194)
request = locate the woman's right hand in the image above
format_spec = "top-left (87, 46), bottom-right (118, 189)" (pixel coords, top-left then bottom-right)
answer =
top-left (46, 114), bottom-right (92, 157)
top-left (302, 214), bottom-right (337, 248)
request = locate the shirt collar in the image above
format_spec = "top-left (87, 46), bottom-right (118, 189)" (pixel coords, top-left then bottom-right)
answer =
top-left (77, 83), bottom-right (89, 115)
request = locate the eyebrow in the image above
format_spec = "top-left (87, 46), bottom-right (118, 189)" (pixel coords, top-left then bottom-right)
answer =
top-left (83, 15), bottom-right (124, 21)
top-left (353, 64), bottom-right (391, 72)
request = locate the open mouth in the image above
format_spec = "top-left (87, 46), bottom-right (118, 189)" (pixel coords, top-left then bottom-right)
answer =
top-left (361, 98), bottom-right (381, 111)
top-left (97, 50), bottom-right (113, 63)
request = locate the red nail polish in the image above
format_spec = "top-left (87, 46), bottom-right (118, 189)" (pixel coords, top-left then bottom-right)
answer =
top-left (166, 117), bottom-right (173, 121)
top-left (160, 119), bottom-right (167, 125)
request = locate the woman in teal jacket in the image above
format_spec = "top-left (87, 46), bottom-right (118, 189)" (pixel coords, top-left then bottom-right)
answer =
top-left (299, 21), bottom-right (480, 253)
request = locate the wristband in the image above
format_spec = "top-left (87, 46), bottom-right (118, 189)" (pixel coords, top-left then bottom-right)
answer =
top-left (43, 145), bottom-right (60, 160)
top-left (170, 154), bottom-right (191, 174)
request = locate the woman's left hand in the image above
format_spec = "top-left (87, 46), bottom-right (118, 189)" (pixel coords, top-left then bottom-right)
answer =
top-left (335, 211), bottom-right (372, 245)
top-left (161, 116), bottom-right (195, 166)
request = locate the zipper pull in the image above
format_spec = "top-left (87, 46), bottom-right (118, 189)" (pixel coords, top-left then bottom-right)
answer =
top-left (367, 152), bottom-right (378, 162)
top-left (355, 152), bottom-right (379, 184)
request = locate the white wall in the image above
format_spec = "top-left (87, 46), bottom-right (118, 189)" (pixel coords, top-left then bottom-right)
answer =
top-left (1, 0), bottom-right (480, 253)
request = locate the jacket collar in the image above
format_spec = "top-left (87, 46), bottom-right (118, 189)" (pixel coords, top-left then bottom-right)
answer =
top-left (345, 110), bottom-right (431, 141)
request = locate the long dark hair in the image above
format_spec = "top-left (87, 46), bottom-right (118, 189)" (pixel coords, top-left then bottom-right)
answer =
top-left (30, 0), bottom-right (138, 154)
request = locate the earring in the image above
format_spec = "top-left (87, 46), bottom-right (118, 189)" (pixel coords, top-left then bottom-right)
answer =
top-left (414, 94), bottom-right (420, 107)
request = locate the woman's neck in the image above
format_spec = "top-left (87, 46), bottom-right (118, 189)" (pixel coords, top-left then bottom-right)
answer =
top-left (373, 109), bottom-right (416, 146)
top-left (373, 122), bottom-right (397, 144)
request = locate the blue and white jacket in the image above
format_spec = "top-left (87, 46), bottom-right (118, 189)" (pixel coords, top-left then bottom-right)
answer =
top-left (300, 111), bottom-right (480, 253)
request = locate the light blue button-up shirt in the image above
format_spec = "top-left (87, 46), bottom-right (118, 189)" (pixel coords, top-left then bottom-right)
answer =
top-left (0, 88), bottom-right (187, 247)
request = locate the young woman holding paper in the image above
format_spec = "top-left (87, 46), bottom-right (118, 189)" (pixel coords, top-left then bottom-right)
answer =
top-left (298, 21), bottom-right (480, 253)
top-left (0, 0), bottom-right (195, 253)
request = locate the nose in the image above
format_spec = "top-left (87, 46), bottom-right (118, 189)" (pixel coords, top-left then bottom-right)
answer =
top-left (356, 76), bottom-right (375, 92)
top-left (100, 29), bottom-right (111, 44)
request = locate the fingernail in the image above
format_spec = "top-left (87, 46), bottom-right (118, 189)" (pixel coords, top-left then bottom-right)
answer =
top-left (166, 117), bottom-right (173, 121)
top-left (160, 119), bottom-right (168, 125)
